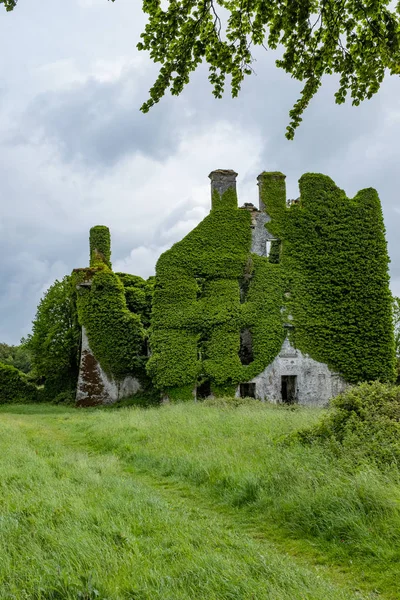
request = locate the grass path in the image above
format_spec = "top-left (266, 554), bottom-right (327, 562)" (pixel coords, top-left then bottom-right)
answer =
top-left (0, 404), bottom-right (394, 599)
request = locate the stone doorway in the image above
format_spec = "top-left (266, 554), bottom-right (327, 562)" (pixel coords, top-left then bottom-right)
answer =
top-left (281, 375), bottom-right (297, 404)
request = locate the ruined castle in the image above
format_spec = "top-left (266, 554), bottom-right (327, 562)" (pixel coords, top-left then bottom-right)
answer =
top-left (73, 170), bottom-right (396, 406)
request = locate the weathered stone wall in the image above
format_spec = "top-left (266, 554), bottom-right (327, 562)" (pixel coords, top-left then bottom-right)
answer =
top-left (251, 211), bottom-right (270, 256)
top-left (76, 327), bottom-right (141, 406)
top-left (209, 169), bottom-right (238, 205)
top-left (238, 337), bottom-right (348, 406)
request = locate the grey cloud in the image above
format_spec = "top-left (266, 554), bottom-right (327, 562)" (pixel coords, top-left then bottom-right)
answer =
top-left (18, 69), bottom-right (182, 167)
top-left (0, 249), bottom-right (70, 344)
top-left (1, 5), bottom-right (400, 344)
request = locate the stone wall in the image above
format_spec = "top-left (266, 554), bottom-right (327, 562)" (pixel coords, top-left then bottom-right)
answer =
top-left (76, 327), bottom-right (141, 406)
top-left (238, 337), bottom-right (347, 406)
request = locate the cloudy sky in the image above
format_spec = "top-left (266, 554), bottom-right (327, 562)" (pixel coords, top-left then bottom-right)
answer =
top-left (1, 0), bottom-right (400, 345)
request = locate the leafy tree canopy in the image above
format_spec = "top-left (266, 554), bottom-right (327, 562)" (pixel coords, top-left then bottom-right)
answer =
top-left (4, 1), bottom-right (400, 138)
top-left (135, 0), bottom-right (400, 139)
top-left (0, 341), bottom-right (31, 374)
top-left (0, 0), bottom-right (15, 10)
top-left (26, 275), bottom-right (80, 395)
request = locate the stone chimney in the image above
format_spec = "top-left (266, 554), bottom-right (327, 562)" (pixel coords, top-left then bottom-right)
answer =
top-left (209, 169), bottom-right (238, 210)
top-left (257, 172), bottom-right (286, 213)
top-left (89, 225), bottom-right (111, 268)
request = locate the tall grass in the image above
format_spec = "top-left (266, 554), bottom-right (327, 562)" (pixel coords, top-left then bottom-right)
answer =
top-left (1, 401), bottom-right (399, 598)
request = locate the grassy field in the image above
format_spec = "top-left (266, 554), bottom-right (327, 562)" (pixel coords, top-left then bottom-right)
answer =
top-left (0, 401), bottom-right (399, 599)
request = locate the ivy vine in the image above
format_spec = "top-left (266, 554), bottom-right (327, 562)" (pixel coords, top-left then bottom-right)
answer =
top-left (261, 171), bottom-right (396, 384)
top-left (148, 186), bottom-right (286, 400)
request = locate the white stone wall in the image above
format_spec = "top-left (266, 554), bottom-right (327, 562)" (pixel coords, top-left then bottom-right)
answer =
top-left (237, 337), bottom-right (347, 407)
top-left (76, 327), bottom-right (141, 406)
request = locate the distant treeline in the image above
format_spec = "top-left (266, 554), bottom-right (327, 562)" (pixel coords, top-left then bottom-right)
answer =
top-left (0, 342), bottom-right (31, 374)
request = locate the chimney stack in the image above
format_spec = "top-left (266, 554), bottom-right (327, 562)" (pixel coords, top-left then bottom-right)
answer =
top-left (208, 169), bottom-right (238, 210)
top-left (89, 225), bottom-right (112, 269)
top-left (257, 172), bottom-right (286, 214)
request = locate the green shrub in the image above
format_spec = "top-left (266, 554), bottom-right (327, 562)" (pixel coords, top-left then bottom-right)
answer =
top-left (0, 363), bottom-right (38, 403)
top-left (296, 381), bottom-right (400, 467)
top-left (202, 395), bottom-right (264, 408)
top-left (52, 390), bottom-right (76, 405)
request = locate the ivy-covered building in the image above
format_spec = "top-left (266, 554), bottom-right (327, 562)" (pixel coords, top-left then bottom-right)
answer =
top-left (73, 169), bottom-right (396, 406)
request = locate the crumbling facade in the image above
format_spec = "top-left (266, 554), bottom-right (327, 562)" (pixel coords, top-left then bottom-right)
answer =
top-left (73, 170), bottom-right (396, 406)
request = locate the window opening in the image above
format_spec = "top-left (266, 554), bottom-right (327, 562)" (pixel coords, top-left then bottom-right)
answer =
top-left (239, 383), bottom-right (256, 398)
top-left (281, 375), bottom-right (297, 404)
top-left (197, 380), bottom-right (211, 399)
top-left (197, 332), bottom-right (208, 361)
top-left (142, 337), bottom-right (150, 357)
top-left (239, 279), bottom-right (250, 304)
top-left (266, 239), bottom-right (281, 264)
top-left (239, 328), bottom-right (253, 365)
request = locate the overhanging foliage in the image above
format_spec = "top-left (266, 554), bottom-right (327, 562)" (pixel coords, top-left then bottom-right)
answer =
top-left (134, 0), bottom-right (400, 139)
top-left (4, 1), bottom-right (400, 138)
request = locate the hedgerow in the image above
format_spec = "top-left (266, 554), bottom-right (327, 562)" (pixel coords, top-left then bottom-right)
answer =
top-left (0, 363), bottom-right (38, 403)
top-left (296, 381), bottom-right (400, 468)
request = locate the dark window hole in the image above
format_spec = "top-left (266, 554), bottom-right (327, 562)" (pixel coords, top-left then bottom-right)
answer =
top-left (197, 380), bottom-right (211, 399)
top-left (239, 328), bottom-right (253, 365)
top-left (240, 383), bottom-right (256, 398)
